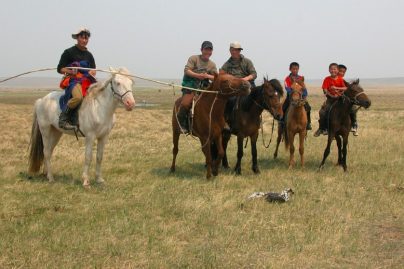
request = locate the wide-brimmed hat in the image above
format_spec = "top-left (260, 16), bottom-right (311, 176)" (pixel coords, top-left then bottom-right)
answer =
top-left (72, 28), bottom-right (91, 39)
top-left (201, 41), bottom-right (213, 49)
top-left (230, 41), bottom-right (243, 50)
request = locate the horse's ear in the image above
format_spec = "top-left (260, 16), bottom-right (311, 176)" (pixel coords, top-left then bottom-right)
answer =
top-left (219, 69), bottom-right (226, 75)
top-left (109, 67), bottom-right (116, 73)
top-left (355, 78), bottom-right (360, 84)
top-left (301, 76), bottom-right (305, 82)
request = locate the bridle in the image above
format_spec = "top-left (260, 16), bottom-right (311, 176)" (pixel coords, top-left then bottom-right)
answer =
top-left (253, 84), bottom-right (279, 113)
top-left (343, 89), bottom-right (366, 106)
top-left (290, 89), bottom-right (306, 106)
top-left (110, 80), bottom-right (133, 103)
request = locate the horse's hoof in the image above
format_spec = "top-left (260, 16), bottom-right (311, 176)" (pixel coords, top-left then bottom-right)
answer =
top-left (82, 178), bottom-right (90, 187)
top-left (222, 164), bottom-right (230, 169)
top-left (253, 168), bottom-right (260, 174)
top-left (96, 178), bottom-right (105, 184)
top-left (273, 153), bottom-right (278, 159)
top-left (170, 167), bottom-right (175, 173)
top-left (234, 168), bottom-right (241, 175)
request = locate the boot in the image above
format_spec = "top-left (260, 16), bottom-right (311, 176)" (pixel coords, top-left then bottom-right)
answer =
top-left (177, 107), bottom-right (189, 134)
top-left (314, 117), bottom-right (327, 137)
top-left (306, 110), bottom-right (312, 130)
top-left (59, 107), bottom-right (77, 130)
top-left (351, 122), bottom-right (358, 136)
top-left (304, 102), bottom-right (312, 130)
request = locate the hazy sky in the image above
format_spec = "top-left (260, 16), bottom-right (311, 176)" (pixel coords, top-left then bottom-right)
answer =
top-left (1, 0), bottom-right (403, 80)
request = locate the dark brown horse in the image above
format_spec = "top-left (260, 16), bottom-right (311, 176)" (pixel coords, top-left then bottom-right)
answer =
top-left (274, 77), bottom-right (307, 168)
top-left (221, 77), bottom-right (284, 174)
top-left (319, 79), bottom-right (371, 171)
top-left (170, 72), bottom-right (251, 179)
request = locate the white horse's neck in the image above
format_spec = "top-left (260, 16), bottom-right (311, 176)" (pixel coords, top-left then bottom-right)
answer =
top-left (78, 80), bottom-right (119, 134)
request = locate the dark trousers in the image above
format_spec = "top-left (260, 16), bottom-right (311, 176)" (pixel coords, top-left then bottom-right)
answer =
top-left (350, 106), bottom-right (358, 127)
top-left (318, 97), bottom-right (337, 130)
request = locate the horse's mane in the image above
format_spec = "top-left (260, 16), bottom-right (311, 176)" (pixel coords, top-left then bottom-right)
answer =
top-left (267, 78), bottom-right (284, 97)
top-left (239, 85), bottom-right (261, 110)
top-left (83, 78), bottom-right (112, 104)
top-left (83, 67), bottom-right (133, 103)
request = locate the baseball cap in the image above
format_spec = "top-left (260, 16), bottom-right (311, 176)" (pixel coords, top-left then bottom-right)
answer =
top-left (72, 27), bottom-right (91, 39)
top-left (230, 41), bottom-right (243, 50)
top-left (201, 41), bottom-right (213, 49)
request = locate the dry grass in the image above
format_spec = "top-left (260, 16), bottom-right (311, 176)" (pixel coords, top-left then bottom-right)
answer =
top-left (0, 85), bottom-right (403, 268)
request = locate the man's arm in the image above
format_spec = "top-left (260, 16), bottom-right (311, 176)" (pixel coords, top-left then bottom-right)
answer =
top-left (244, 59), bottom-right (257, 81)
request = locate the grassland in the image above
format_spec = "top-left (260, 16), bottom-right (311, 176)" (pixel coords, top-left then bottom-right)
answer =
top-left (0, 84), bottom-right (403, 268)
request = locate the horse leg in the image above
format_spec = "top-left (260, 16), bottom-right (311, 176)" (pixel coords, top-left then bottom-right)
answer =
top-left (170, 128), bottom-right (180, 173)
top-left (288, 131), bottom-right (296, 169)
top-left (251, 133), bottom-right (260, 174)
top-left (319, 134), bottom-right (334, 170)
top-left (299, 130), bottom-right (305, 167)
top-left (274, 125), bottom-right (282, 159)
top-left (37, 124), bottom-right (54, 182)
top-left (82, 135), bottom-right (95, 186)
top-left (201, 139), bottom-right (212, 179)
top-left (95, 135), bottom-right (108, 184)
top-left (234, 136), bottom-right (244, 175)
top-left (342, 133), bottom-right (349, 172)
top-left (212, 136), bottom-right (224, 176)
top-left (222, 130), bottom-right (231, 169)
top-left (335, 135), bottom-right (343, 166)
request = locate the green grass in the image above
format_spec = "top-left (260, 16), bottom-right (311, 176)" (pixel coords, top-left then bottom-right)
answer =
top-left (0, 87), bottom-right (403, 268)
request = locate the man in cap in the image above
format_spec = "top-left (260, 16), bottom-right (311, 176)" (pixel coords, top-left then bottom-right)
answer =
top-left (57, 27), bottom-right (96, 130)
top-left (221, 41), bottom-right (257, 131)
top-left (177, 41), bottom-right (217, 134)
top-left (221, 41), bottom-right (257, 87)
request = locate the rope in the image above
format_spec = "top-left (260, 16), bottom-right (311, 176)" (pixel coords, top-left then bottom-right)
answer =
top-left (261, 114), bottom-right (275, 148)
top-left (0, 68), bottom-right (57, 83)
top-left (0, 67), bottom-right (218, 94)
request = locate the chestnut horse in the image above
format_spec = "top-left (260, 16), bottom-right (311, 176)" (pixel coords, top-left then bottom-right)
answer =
top-left (221, 77), bottom-right (284, 174)
top-left (319, 79), bottom-right (371, 171)
top-left (170, 72), bottom-right (250, 179)
top-left (274, 77), bottom-right (307, 168)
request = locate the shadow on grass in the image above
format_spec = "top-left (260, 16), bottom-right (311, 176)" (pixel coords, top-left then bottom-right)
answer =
top-left (18, 171), bottom-right (83, 186)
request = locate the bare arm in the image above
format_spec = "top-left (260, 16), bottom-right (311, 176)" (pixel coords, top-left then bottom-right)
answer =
top-left (185, 70), bottom-right (214, 81)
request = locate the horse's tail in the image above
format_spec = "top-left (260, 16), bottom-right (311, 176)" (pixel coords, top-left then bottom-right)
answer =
top-left (28, 108), bottom-right (44, 173)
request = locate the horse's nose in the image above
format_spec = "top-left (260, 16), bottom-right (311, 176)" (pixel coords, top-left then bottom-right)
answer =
top-left (364, 100), bottom-right (371, 108)
top-left (124, 98), bottom-right (135, 111)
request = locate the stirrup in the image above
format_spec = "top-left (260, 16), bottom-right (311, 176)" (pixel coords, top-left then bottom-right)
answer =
top-left (60, 122), bottom-right (77, 131)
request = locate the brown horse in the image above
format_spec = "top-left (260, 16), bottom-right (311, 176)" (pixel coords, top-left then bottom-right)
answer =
top-left (274, 78), bottom-right (307, 168)
top-left (170, 72), bottom-right (251, 179)
top-left (319, 79), bottom-right (371, 171)
top-left (221, 78), bottom-right (284, 174)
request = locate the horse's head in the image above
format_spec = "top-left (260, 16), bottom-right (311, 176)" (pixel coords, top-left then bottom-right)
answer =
top-left (289, 77), bottom-right (306, 107)
top-left (261, 77), bottom-right (283, 120)
top-left (109, 67), bottom-right (136, 111)
top-left (211, 71), bottom-right (251, 98)
top-left (344, 79), bottom-right (371, 109)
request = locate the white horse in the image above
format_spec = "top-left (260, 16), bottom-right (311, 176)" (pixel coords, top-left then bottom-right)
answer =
top-left (28, 67), bottom-right (136, 186)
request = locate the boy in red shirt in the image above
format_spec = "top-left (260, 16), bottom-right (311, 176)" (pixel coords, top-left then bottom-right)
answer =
top-left (314, 63), bottom-right (347, 136)
top-left (283, 62), bottom-right (312, 130)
